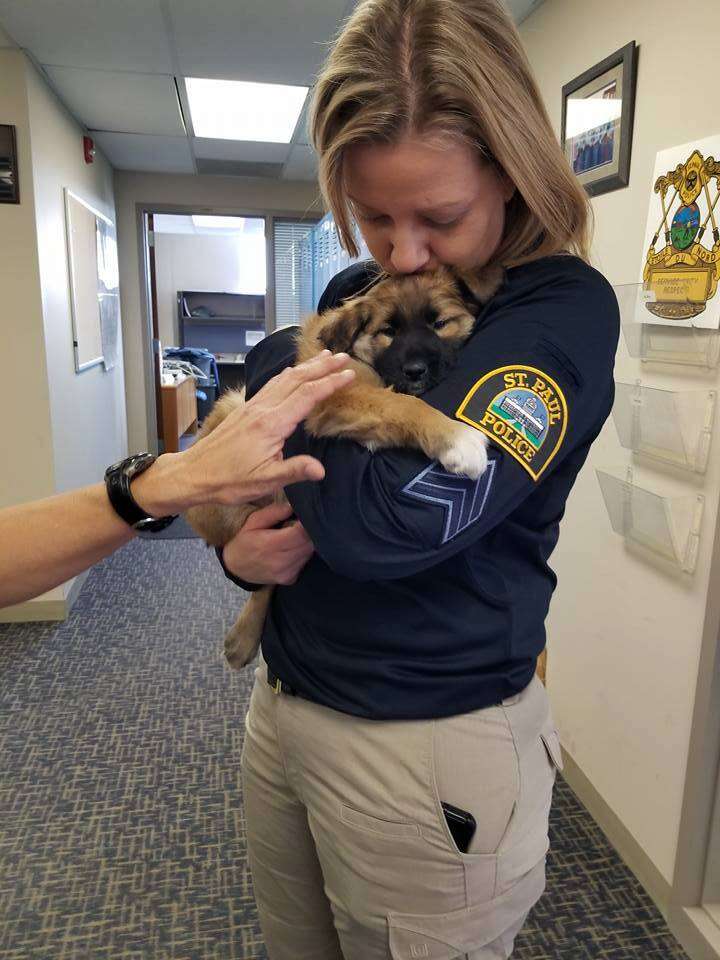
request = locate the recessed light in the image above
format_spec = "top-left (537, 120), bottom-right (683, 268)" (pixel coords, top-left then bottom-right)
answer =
top-left (186, 78), bottom-right (308, 143)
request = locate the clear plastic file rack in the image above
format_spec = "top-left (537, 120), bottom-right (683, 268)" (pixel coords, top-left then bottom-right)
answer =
top-left (596, 468), bottom-right (704, 574)
top-left (614, 282), bottom-right (720, 368)
top-left (612, 381), bottom-right (716, 473)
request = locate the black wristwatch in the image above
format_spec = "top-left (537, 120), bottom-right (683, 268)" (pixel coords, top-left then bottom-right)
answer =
top-left (104, 453), bottom-right (178, 533)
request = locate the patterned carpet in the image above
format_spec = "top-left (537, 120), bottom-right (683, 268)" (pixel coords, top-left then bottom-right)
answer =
top-left (0, 538), bottom-right (690, 959)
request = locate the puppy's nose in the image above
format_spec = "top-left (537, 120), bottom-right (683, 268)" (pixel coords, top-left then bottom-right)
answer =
top-left (403, 360), bottom-right (429, 381)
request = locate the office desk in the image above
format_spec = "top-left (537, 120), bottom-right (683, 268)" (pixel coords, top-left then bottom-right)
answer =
top-left (161, 375), bottom-right (198, 452)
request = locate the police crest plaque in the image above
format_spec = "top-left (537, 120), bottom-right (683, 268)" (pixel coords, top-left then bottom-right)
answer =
top-left (641, 136), bottom-right (720, 329)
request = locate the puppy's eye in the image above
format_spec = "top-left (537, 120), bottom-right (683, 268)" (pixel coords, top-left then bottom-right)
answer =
top-left (433, 318), bottom-right (449, 331)
top-left (379, 326), bottom-right (395, 337)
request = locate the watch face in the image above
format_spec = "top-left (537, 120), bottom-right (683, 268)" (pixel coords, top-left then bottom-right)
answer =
top-left (126, 453), bottom-right (154, 480)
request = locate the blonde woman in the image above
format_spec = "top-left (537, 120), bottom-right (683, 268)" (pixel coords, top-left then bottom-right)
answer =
top-left (222, 1), bottom-right (619, 957)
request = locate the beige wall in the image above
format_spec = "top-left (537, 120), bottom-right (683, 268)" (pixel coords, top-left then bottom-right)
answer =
top-left (0, 50), bottom-right (125, 618)
top-left (521, 0), bottom-right (720, 890)
top-left (25, 59), bottom-right (126, 496)
top-left (114, 171), bottom-right (321, 452)
top-left (0, 50), bottom-right (54, 510)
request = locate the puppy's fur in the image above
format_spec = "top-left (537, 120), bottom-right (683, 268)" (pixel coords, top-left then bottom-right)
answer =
top-left (186, 265), bottom-right (503, 670)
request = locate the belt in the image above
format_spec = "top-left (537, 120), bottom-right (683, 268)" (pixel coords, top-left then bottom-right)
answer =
top-left (266, 667), bottom-right (301, 698)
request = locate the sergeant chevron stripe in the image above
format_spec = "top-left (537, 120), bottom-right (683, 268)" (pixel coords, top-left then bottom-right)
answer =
top-left (401, 459), bottom-right (497, 544)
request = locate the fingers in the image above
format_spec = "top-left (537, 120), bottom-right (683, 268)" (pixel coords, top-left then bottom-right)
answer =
top-left (248, 350), bottom-right (353, 408)
top-left (262, 520), bottom-right (313, 552)
top-left (257, 455), bottom-right (326, 491)
top-left (244, 500), bottom-right (295, 531)
top-left (267, 370), bottom-right (355, 444)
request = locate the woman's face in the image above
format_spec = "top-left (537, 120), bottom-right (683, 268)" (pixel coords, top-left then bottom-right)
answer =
top-left (344, 134), bottom-right (515, 275)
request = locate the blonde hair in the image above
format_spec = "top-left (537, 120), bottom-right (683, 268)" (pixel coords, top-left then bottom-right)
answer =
top-left (309, 0), bottom-right (592, 266)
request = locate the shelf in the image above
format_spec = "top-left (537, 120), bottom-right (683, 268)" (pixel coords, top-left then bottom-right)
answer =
top-left (596, 468), bottom-right (704, 573)
top-left (614, 282), bottom-right (720, 368)
top-left (182, 316), bottom-right (263, 325)
top-left (612, 381), bottom-right (716, 473)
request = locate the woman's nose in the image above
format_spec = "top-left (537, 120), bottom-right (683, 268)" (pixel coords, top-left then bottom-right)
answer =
top-left (388, 229), bottom-right (430, 274)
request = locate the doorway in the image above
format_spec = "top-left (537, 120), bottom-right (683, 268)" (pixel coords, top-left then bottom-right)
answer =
top-left (144, 212), bottom-right (267, 453)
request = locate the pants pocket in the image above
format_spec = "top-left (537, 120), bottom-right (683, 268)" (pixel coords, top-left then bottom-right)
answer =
top-left (387, 858), bottom-right (546, 959)
top-left (430, 709), bottom-right (520, 857)
top-left (540, 724), bottom-right (564, 774)
top-left (340, 803), bottom-right (421, 840)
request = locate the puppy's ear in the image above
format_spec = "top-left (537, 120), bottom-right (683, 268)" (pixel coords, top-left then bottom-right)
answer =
top-left (454, 265), bottom-right (504, 310)
top-left (317, 299), bottom-right (372, 354)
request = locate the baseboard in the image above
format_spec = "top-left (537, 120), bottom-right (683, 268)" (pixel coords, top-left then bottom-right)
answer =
top-left (560, 745), bottom-right (672, 919)
top-left (0, 570), bottom-right (89, 623)
top-left (0, 599), bottom-right (67, 622)
top-left (669, 906), bottom-right (720, 960)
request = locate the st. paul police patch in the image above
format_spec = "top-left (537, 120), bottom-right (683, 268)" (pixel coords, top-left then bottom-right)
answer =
top-left (456, 365), bottom-right (568, 480)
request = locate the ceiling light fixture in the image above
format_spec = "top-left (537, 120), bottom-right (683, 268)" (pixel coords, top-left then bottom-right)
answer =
top-left (186, 78), bottom-right (308, 143)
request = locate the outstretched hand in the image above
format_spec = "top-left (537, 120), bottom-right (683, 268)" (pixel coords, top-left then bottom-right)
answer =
top-left (137, 351), bottom-right (354, 515)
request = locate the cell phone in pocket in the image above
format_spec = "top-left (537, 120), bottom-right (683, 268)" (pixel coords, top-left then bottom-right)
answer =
top-left (441, 802), bottom-right (477, 853)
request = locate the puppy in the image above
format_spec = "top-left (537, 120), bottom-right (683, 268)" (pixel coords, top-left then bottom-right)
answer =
top-left (186, 265), bottom-right (503, 669)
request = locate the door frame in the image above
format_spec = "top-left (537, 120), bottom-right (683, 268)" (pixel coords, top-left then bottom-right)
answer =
top-left (670, 491), bottom-right (720, 960)
top-left (136, 202), bottom-right (318, 454)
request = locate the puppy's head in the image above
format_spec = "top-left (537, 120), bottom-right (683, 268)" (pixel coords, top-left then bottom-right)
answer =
top-left (319, 266), bottom-right (501, 396)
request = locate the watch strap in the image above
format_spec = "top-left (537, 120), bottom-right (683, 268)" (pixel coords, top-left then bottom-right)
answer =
top-left (105, 454), bottom-right (178, 533)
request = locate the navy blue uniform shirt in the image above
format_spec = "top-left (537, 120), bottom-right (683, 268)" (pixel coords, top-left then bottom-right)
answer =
top-left (242, 255), bottom-right (619, 721)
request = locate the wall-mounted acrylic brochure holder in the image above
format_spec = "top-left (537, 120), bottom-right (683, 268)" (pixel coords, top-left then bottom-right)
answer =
top-left (614, 283), bottom-right (720, 368)
top-left (612, 381), bottom-right (716, 473)
top-left (596, 468), bottom-right (704, 574)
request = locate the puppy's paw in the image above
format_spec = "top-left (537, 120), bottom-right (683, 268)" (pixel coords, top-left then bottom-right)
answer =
top-left (224, 626), bottom-right (260, 670)
top-left (439, 425), bottom-right (489, 479)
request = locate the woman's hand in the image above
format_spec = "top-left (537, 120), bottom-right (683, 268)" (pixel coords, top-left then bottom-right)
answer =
top-left (133, 351), bottom-right (353, 516)
top-left (221, 502), bottom-right (314, 586)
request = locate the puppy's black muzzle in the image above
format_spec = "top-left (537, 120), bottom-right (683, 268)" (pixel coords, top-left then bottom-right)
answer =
top-left (376, 329), bottom-right (459, 396)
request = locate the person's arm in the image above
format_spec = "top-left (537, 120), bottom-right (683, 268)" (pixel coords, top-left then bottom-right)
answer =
top-left (0, 352), bottom-right (354, 608)
top-left (281, 268), bottom-right (620, 581)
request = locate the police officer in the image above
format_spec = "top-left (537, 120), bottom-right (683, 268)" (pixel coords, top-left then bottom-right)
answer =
top-left (219, 2), bottom-right (619, 957)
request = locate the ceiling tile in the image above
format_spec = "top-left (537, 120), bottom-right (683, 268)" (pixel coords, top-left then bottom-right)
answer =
top-left (91, 131), bottom-right (195, 173)
top-left (0, 0), bottom-right (172, 72)
top-left (282, 145), bottom-right (318, 182)
top-left (505, 0), bottom-right (546, 23)
top-left (193, 138), bottom-right (290, 163)
top-left (169, 0), bottom-right (350, 86)
top-left (44, 66), bottom-right (185, 136)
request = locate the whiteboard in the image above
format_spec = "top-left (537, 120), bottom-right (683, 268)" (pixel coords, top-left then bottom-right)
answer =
top-left (64, 189), bottom-right (120, 373)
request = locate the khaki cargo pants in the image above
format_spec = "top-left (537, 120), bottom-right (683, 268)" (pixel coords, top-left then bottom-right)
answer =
top-left (240, 659), bottom-right (563, 959)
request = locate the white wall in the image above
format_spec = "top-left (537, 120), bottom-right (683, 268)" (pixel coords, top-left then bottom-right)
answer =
top-left (154, 232), bottom-right (266, 347)
top-left (115, 171), bottom-right (321, 452)
top-left (521, 0), bottom-right (720, 890)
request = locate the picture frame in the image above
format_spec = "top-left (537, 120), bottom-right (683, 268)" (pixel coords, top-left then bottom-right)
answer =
top-left (0, 124), bottom-right (19, 204)
top-left (561, 41), bottom-right (639, 198)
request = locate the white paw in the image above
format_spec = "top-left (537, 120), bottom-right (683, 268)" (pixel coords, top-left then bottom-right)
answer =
top-left (439, 425), bottom-right (488, 479)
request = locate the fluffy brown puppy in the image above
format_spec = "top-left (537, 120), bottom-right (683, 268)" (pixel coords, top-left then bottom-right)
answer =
top-left (186, 265), bottom-right (503, 669)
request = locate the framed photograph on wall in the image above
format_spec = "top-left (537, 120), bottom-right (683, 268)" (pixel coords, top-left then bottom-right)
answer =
top-left (0, 124), bottom-right (19, 204)
top-left (561, 41), bottom-right (639, 198)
